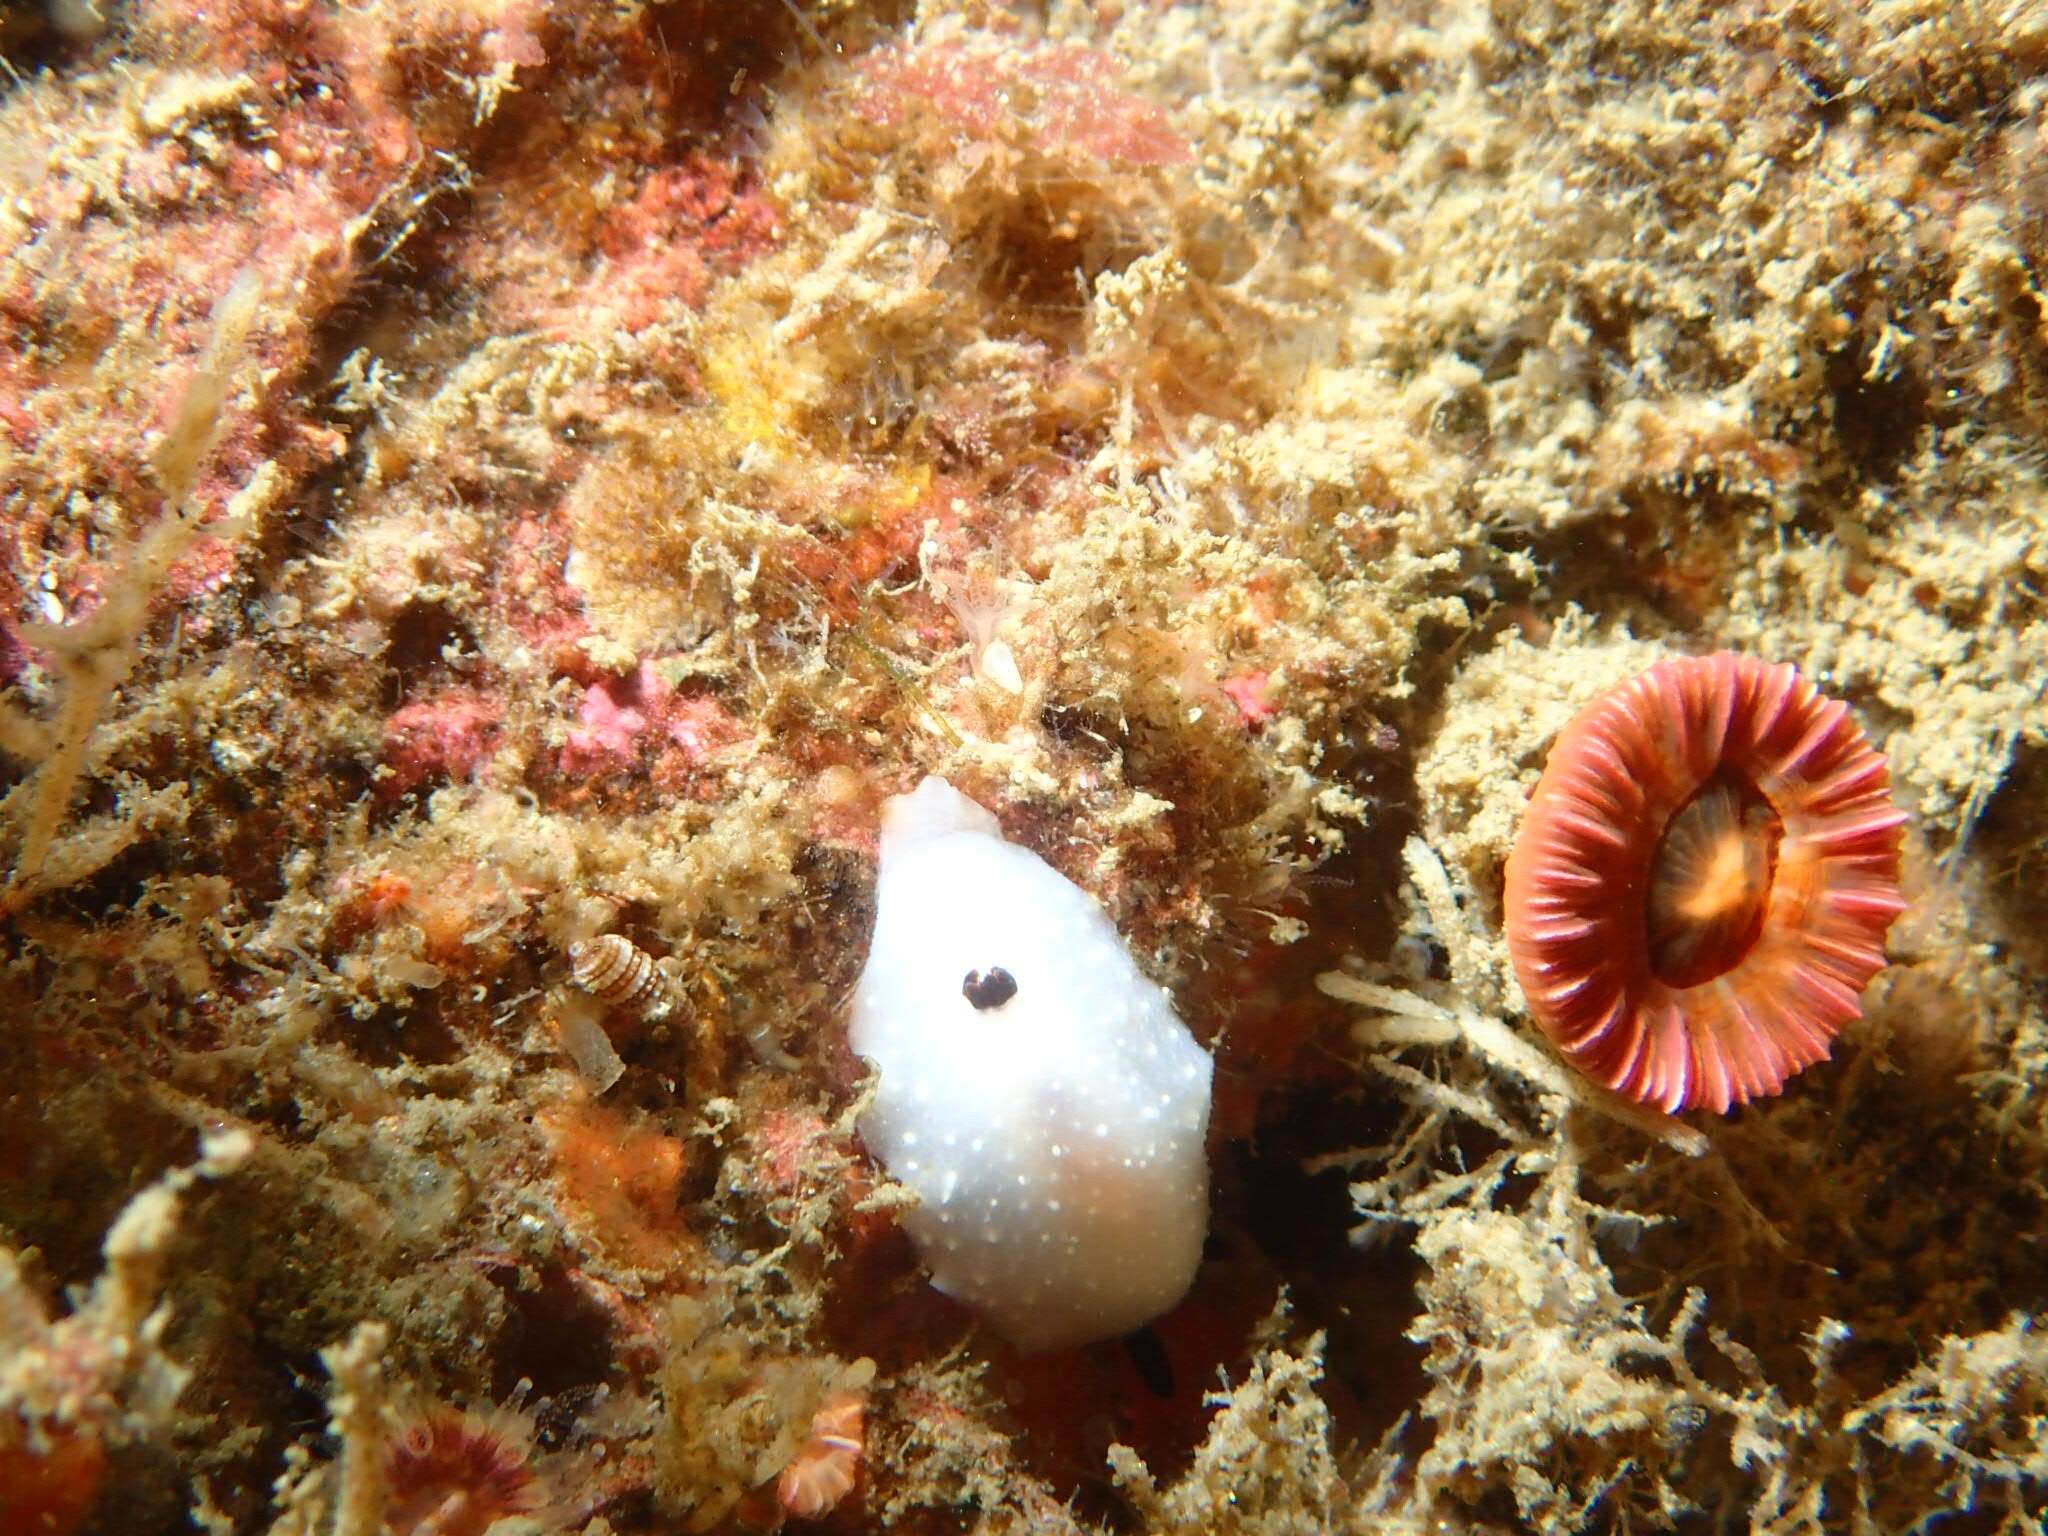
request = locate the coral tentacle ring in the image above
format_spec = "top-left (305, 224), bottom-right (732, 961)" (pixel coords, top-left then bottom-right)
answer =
top-left (1504, 652), bottom-right (1908, 1114)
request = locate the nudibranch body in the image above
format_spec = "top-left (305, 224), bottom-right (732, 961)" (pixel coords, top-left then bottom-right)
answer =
top-left (850, 777), bottom-right (1213, 1352)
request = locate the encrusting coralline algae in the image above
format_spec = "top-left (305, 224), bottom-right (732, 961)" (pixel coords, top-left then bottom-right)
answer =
top-left (2, 0), bottom-right (2047, 1532)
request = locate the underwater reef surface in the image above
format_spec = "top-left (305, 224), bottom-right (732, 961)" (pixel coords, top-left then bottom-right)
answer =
top-left (1, 0), bottom-right (2045, 1530)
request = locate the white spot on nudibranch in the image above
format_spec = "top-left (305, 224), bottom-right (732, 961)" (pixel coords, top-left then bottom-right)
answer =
top-left (848, 776), bottom-right (1214, 1352)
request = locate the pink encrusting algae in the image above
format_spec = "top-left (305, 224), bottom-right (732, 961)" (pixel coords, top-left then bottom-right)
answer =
top-left (382, 690), bottom-right (503, 797)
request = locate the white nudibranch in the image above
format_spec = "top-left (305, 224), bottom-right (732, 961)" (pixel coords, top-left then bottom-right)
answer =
top-left (849, 776), bottom-right (1213, 1352)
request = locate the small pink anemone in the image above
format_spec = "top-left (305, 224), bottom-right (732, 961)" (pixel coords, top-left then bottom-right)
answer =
top-left (1503, 653), bottom-right (1907, 1114)
top-left (776, 1390), bottom-right (866, 1520)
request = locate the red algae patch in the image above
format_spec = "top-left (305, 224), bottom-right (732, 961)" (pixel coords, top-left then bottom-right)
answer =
top-left (380, 689), bottom-right (501, 798)
top-left (1504, 653), bottom-right (1908, 1114)
top-left (0, 1418), bottom-right (106, 1536)
top-left (857, 42), bottom-right (1192, 166)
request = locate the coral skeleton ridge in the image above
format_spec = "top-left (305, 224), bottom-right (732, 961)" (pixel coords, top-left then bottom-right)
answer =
top-left (850, 776), bottom-right (1213, 1352)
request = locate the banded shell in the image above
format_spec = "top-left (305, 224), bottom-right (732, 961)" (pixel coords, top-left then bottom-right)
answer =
top-left (567, 935), bottom-right (678, 1020)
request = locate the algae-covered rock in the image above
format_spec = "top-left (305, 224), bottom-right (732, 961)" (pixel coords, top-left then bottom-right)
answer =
top-left (2, 0), bottom-right (2045, 1530)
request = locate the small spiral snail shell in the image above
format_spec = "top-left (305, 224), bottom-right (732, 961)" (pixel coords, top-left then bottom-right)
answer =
top-left (567, 935), bottom-right (678, 1020)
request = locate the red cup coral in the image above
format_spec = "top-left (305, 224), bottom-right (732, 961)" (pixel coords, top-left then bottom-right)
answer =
top-left (776, 1389), bottom-right (866, 1520)
top-left (382, 1400), bottom-right (546, 1536)
top-left (1503, 652), bottom-right (1908, 1114)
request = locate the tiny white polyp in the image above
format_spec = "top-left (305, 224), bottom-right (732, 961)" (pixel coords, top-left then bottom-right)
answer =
top-left (849, 776), bottom-right (1213, 1352)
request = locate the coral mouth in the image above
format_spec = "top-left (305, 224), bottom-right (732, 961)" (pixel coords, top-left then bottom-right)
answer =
top-left (1647, 769), bottom-right (1782, 989)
